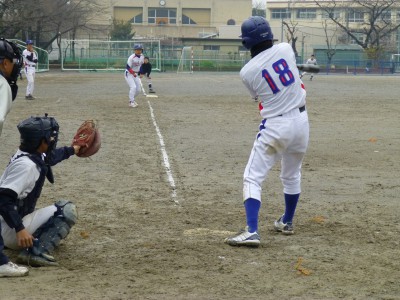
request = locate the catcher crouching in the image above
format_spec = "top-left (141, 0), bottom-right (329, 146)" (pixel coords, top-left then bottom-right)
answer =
top-left (0, 115), bottom-right (100, 277)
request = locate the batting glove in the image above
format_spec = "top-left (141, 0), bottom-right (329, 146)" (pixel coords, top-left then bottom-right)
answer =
top-left (129, 69), bottom-right (136, 77)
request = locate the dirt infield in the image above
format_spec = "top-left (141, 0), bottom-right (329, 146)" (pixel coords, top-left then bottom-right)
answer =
top-left (1, 71), bottom-right (399, 299)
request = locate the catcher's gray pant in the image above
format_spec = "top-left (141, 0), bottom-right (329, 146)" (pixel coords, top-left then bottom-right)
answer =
top-left (1, 205), bottom-right (56, 250)
top-left (243, 107), bottom-right (309, 202)
top-left (124, 71), bottom-right (141, 102)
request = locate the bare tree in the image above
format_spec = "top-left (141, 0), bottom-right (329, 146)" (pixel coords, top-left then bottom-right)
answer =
top-left (314, 0), bottom-right (400, 60)
top-left (0, 0), bottom-right (107, 57)
top-left (252, 1), bottom-right (266, 17)
top-left (282, 20), bottom-right (299, 57)
top-left (322, 20), bottom-right (338, 73)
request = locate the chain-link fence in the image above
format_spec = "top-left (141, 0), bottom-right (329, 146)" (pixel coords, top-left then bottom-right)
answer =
top-left (61, 39), bottom-right (161, 72)
top-left (55, 38), bottom-right (399, 75)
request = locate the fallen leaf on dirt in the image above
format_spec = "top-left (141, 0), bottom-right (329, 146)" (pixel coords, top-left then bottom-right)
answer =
top-left (295, 257), bottom-right (311, 276)
top-left (311, 216), bottom-right (325, 223)
top-left (368, 137), bottom-right (377, 143)
top-left (80, 231), bottom-right (90, 239)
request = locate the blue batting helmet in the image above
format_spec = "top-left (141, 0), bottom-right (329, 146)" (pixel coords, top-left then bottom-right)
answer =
top-left (133, 44), bottom-right (143, 50)
top-left (26, 39), bottom-right (33, 45)
top-left (240, 16), bottom-right (273, 50)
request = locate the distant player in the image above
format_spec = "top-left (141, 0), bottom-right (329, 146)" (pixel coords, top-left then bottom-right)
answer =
top-left (22, 40), bottom-right (37, 100)
top-left (225, 16), bottom-right (310, 247)
top-left (300, 54), bottom-right (317, 81)
top-left (139, 57), bottom-right (156, 94)
top-left (124, 44), bottom-right (144, 108)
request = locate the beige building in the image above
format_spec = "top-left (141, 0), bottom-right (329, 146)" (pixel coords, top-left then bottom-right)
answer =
top-left (265, 0), bottom-right (400, 61)
top-left (90, 0), bottom-right (252, 40)
top-left (80, 0), bottom-right (255, 55)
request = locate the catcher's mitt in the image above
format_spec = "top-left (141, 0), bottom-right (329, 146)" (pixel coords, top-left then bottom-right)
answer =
top-left (72, 120), bottom-right (101, 157)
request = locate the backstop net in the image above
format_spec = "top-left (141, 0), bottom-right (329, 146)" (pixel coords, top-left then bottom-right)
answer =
top-left (61, 39), bottom-right (161, 72)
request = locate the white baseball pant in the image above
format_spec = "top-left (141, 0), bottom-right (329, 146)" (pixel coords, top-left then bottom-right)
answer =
top-left (24, 66), bottom-right (35, 96)
top-left (243, 107), bottom-right (309, 201)
top-left (0, 205), bottom-right (57, 250)
top-left (124, 71), bottom-right (141, 103)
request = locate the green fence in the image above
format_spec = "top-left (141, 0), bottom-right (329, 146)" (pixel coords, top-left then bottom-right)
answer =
top-left (57, 39), bottom-right (399, 75)
top-left (10, 39), bottom-right (49, 73)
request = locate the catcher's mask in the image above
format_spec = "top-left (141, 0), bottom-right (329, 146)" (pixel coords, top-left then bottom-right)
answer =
top-left (0, 38), bottom-right (23, 100)
top-left (18, 114), bottom-right (60, 155)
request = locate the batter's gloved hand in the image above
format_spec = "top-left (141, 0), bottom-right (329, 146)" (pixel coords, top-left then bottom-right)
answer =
top-left (71, 120), bottom-right (101, 157)
top-left (128, 69), bottom-right (136, 77)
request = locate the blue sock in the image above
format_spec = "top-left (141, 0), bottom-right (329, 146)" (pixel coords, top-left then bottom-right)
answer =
top-left (283, 193), bottom-right (300, 224)
top-left (244, 198), bottom-right (261, 233)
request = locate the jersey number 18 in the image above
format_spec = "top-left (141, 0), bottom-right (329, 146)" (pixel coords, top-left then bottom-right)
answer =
top-left (261, 58), bottom-right (294, 94)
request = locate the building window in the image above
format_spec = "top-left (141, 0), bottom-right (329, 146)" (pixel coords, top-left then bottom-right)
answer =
top-left (227, 19), bottom-right (235, 25)
top-left (182, 14), bottom-right (197, 25)
top-left (322, 9), bottom-right (341, 20)
top-left (148, 8), bottom-right (177, 25)
top-left (381, 10), bottom-right (391, 22)
top-left (131, 14), bottom-right (143, 24)
top-left (350, 32), bottom-right (365, 44)
top-left (296, 8), bottom-right (316, 19)
top-left (271, 9), bottom-right (291, 19)
top-left (348, 10), bottom-right (364, 23)
top-left (204, 45), bottom-right (220, 51)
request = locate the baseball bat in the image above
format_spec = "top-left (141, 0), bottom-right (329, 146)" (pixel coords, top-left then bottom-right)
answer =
top-left (297, 64), bottom-right (320, 73)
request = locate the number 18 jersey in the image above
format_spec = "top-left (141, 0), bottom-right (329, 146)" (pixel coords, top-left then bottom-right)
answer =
top-left (240, 42), bottom-right (306, 119)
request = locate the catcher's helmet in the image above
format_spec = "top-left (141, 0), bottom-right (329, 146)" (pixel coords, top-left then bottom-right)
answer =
top-left (26, 39), bottom-right (33, 45)
top-left (240, 16), bottom-right (273, 50)
top-left (133, 44), bottom-right (143, 50)
top-left (0, 38), bottom-right (22, 62)
top-left (0, 38), bottom-right (23, 100)
top-left (18, 114), bottom-right (59, 153)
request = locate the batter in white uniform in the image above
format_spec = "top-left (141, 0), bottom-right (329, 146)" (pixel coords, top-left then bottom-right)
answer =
top-left (22, 40), bottom-right (37, 100)
top-left (225, 16), bottom-right (310, 247)
top-left (124, 44), bottom-right (144, 108)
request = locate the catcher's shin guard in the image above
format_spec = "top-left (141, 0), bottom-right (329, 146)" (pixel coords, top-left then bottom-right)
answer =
top-left (17, 200), bottom-right (77, 267)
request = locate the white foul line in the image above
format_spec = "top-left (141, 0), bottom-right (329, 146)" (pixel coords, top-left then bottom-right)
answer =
top-left (147, 101), bottom-right (178, 203)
